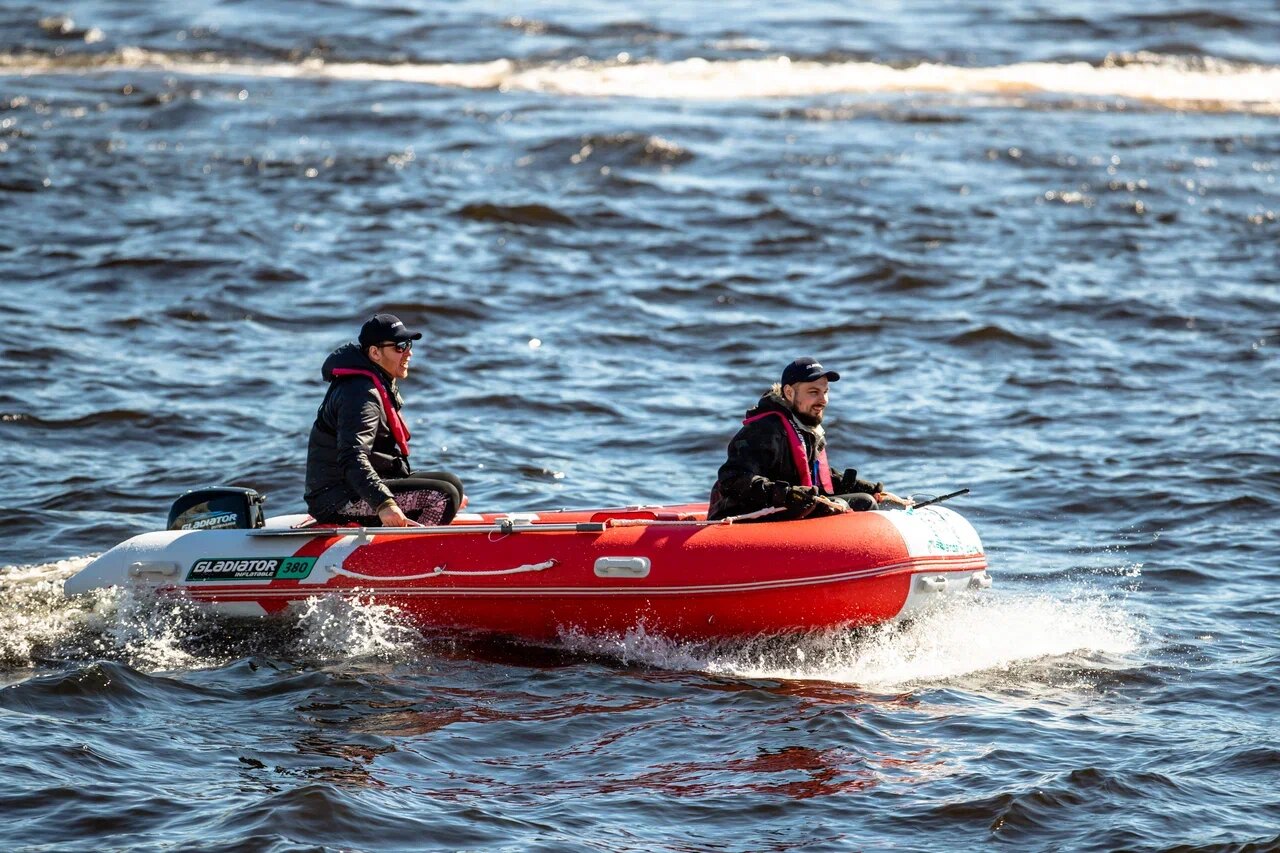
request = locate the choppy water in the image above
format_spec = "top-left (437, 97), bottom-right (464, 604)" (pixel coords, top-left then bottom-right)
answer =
top-left (2, 1), bottom-right (1278, 849)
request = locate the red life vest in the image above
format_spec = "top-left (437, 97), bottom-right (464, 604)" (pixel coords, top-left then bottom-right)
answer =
top-left (329, 368), bottom-right (411, 458)
top-left (743, 411), bottom-right (833, 492)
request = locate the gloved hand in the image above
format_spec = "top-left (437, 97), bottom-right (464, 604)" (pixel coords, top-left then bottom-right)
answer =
top-left (824, 497), bottom-right (851, 514)
top-left (770, 482), bottom-right (818, 510)
top-left (840, 468), bottom-right (883, 496)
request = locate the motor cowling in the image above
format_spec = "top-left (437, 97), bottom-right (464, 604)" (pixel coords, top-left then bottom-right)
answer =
top-left (167, 487), bottom-right (266, 531)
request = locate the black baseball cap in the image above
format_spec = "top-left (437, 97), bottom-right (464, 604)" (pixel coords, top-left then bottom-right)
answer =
top-left (781, 356), bottom-right (840, 386)
top-left (358, 313), bottom-right (423, 347)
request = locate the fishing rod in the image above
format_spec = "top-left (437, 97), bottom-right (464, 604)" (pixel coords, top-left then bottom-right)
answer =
top-left (910, 488), bottom-right (970, 510)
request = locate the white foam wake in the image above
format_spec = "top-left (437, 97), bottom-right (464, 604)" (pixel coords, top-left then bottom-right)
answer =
top-left (561, 589), bottom-right (1143, 689)
top-left (7, 554), bottom-right (1141, 685)
top-left (295, 593), bottom-right (423, 661)
top-left (1, 556), bottom-right (222, 671)
top-left (0, 556), bottom-right (98, 671)
top-left (1, 48), bottom-right (1277, 113)
top-left (0, 557), bottom-right (421, 672)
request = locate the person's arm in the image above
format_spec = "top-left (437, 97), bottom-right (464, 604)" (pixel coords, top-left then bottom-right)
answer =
top-left (715, 424), bottom-right (807, 512)
top-left (376, 500), bottom-right (415, 527)
top-left (834, 468), bottom-right (912, 507)
top-left (332, 380), bottom-right (396, 511)
top-left (834, 467), bottom-right (882, 496)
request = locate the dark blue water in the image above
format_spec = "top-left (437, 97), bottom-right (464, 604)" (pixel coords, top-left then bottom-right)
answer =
top-left (2, 1), bottom-right (1279, 850)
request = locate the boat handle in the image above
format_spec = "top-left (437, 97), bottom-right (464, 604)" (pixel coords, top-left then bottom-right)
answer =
top-left (969, 571), bottom-right (993, 590)
top-left (917, 575), bottom-right (948, 592)
top-left (129, 561), bottom-right (180, 578)
top-left (594, 557), bottom-right (651, 578)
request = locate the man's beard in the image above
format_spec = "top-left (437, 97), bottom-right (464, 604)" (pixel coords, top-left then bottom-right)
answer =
top-left (794, 408), bottom-right (823, 427)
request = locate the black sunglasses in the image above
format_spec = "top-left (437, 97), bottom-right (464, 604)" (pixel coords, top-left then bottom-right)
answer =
top-left (376, 340), bottom-right (413, 353)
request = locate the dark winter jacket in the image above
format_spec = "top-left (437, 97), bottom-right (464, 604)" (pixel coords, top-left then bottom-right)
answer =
top-left (707, 392), bottom-right (881, 520)
top-left (304, 343), bottom-right (411, 517)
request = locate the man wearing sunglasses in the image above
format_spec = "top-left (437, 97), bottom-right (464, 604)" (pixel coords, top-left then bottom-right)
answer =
top-left (304, 313), bottom-right (464, 527)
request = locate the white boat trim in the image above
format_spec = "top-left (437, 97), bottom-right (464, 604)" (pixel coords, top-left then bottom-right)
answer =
top-left (180, 554), bottom-right (989, 600)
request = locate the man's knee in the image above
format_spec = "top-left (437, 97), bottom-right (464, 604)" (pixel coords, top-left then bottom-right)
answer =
top-left (841, 492), bottom-right (879, 512)
top-left (411, 471), bottom-right (464, 497)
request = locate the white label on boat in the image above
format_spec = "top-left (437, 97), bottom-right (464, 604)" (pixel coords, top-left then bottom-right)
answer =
top-left (187, 556), bottom-right (316, 582)
top-left (882, 507), bottom-right (984, 558)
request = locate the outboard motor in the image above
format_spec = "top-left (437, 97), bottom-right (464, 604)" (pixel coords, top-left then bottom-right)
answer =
top-left (167, 487), bottom-right (266, 531)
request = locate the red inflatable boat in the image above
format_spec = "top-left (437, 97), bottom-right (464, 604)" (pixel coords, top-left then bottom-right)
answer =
top-left (65, 500), bottom-right (990, 641)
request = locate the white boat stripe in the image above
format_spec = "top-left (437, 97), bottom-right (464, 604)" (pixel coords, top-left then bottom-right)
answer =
top-left (184, 556), bottom-right (988, 600)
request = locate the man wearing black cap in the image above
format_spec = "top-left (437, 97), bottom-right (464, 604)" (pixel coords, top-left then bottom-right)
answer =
top-left (707, 357), bottom-right (908, 521)
top-left (304, 313), bottom-right (464, 527)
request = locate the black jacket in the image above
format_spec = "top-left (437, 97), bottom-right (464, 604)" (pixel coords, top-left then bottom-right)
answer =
top-left (304, 343), bottom-right (411, 517)
top-left (707, 392), bottom-right (881, 520)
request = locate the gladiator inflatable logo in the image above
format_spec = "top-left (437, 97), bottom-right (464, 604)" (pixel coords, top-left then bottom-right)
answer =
top-left (187, 556), bottom-right (317, 582)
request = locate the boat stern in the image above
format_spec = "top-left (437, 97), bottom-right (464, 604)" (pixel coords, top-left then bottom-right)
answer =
top-left (64, 530), bottom-right (192, 596)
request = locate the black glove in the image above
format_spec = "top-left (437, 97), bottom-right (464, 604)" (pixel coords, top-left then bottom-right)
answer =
top-left (770, 483), bottom-right (818, 509)
top-left (840, 468), bottom-right (882, 495)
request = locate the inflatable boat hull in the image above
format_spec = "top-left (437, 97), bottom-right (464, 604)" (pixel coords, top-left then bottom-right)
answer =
top-left (65, 503), bottom-right (989, 641)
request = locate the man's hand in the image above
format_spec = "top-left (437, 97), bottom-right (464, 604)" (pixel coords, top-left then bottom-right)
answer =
top-left (815, 495), bottom-right (851, 514)
top-left (770, 483), bottom-right (818, 510)
top-left (876, 491), bottom-right (913, 508)
top-left (378, 501), bottom-right (415, 527)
